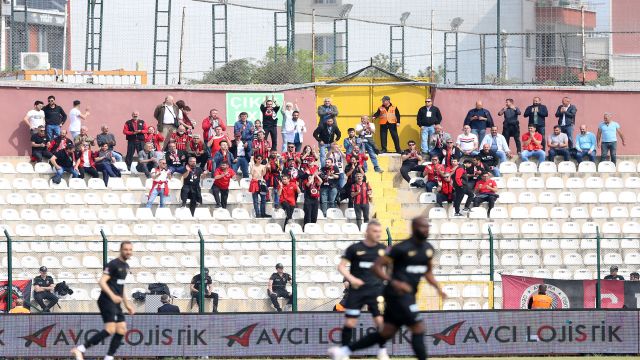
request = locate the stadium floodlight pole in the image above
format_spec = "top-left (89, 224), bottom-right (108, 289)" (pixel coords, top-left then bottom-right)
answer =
top-left (596, 226), bottom-right (601, 309)
top-left (496, 0), bottom-right (501, 82)
top-left (488, 226), bottom-right (495, 309)
top-left (178, 6), bottom-right (186, 85)
top-left (100, 229), bottom-right (108, 268)
top-left (289, 230), bottom-right (298, 312)
top-left (198, 229), bottom-right (206, 313)
top-left (4, 229), bottom-right (13, 312)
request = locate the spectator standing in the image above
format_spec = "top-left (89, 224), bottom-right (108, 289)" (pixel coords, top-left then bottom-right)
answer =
top-left (521, 125), bottom-right (545, 162)
top-left (31, 126), bottom-right (52, 162)
top-left (422, 154), bottom-right (444, 192)
top-left (318, 97), bottom-right (339, 126)
top-left (575, 125), bottom-right (597, 163)
top-left (284, 110), bottom-right (306, 152)
top-left (252, 130), bottom-right (271, 161)
top-left (456, 125), bottom-right (479, 157)
top-left (603, 266), bottom-right (624, 280)
top-left (548, 126), bottom-right (570, 161)
top-left (202, 109), bottom-right (227, 146)
top-left (253, 120), bottom-right (264, 141)
top-left (146, 159), bottom-right (170, 208)
top-left (416, 98), bottom-right (442, 155)
top-left (327, 143), bottom-right (347, 188)
top-left (212, 140), bottom-right (235, 170)
top-left (435, 172), bottom-right (454, 208)
top-left (313, 117), bottom-right (341, 166)
top-left (170, 125), bottom-right (190, 152)
top-left (300, 145), bottom-right (319, 168)
top-left (68, 100), bottom-right (90, 139)
top-left (144, 126), bottom-right (165, 154)
top-left (153, 95), bottom-right (181, 149)
top-left (354, 116), bottom-right (383, 173)
top-left (498, 98), bottom-right (522, 153)
top-left (282, 158), bottom-right (302, 185)
top-left (555, 97), bottom-right (577, 148)
top-left (165, 142), bottom-right (188, 174)
top-left (123, 111), bottom-right (148, 170)
top-left (268, 264), bottom-right (293, 312)
top-left (43, 95), bottom-right (67, 140)
top-left (523, 97), bottom-right (549, 150)
top-left (176, 101), bottom-right (195, 135)
top-left (464, 100), bottom-right (494, 145)
top-left (472, 172), bottom-right (499, 216)
top-left (249, 154), bottom-right (269, 218)
top-left (96, 125), bottom-right (123, 162)
top-left (279, 174), bottom-right (300, 227)
top-left (33, 266), bottom-right (58, 312)
top-left (597, 113), bottom-right (625, 164)
top-left (453, 159), bottom-right (474, 217)
top-left (211, 161), bottom-right (235, 209)
top-left (230, 132), bottom-right (250, 178)
top-left (302, 168), bottom-right (322, 227)
top-left (441, 139), bottom-right (463, 168)
top-left (351, 173), bottom-right (372, 228)
top-left (343, 156), bottom-right (365, 207)
top-left (137, 142), bottom-right (160, 178)
top-left (190, 268), bottom-right (219, 313)
top-left (373, 96), bottom-right (401, 154)
top-left (180, 157), bottom-right (206, 216)
top-left (428, 124), bottom-right (452, 159)
top-left (73, 126), bottom-right (95, 148)
top-left (95, 142), bottom-right (122, 185)
top-left (266, 150), bottom-right (282, 209)
top-left (233, 112), bottom-right (254, 154)
top-left (280, 102), bottom-right (298, 151)
top-left (282, 143), bottom-right (301, 165)
top-left (480, 126), bottom-right (512, 163)
top-left (260, 96), bottom-right (280, 150)
top-left (478, 144), bottom-right (500, 177)
top-left (187, 134), bottom-right (208, 169)
top-left (158, 294), bottom-right (180, 313)
top-left (76, 142), bottom-right (99, 179)
top-left (399, 140), bottom-right (424, 183)
top-left (50, 144), bottom-right (79, 184)
top-left (320, 158), bottom-right (341, 216)
top-left (527, 284), bottom-right (553, 309)
top-left (23, 100), bottom-right (45, 135)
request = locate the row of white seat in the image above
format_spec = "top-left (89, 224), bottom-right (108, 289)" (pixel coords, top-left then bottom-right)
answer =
top-left (429, 205), bottom-right (640, 221)
top-left (497, 160), bottom-right (635, 174)
top-left (437, 251), bottom-right (640, 268)
top-left (429, 219), bottom-right (640, 236)
top-left (434, 236), bottom-right (638, 250)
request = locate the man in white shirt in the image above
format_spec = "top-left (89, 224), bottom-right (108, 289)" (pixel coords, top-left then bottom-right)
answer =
top-left (456, 125), bottom-right (479, 156)
top-left (480, 126), bottom-right (512, 163)
top-left (153, 95), bottom-right (182, 149)
top-left (68, 100), bottom-right (90, 139)
top-left (23, 100), bottom-right (45, 134)
top-left (283, 110), bottom-right (306, 152)
top-left (354, 115), bottom-right (383, 173)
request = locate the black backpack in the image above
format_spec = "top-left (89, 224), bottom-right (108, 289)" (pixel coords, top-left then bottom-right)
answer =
top-left (148, 283), bottom-right (170, 295)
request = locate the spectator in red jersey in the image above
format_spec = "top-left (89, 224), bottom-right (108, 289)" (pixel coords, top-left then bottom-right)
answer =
top-left (282, 142), bottom-right (301, 165)
top-left (346, 146), bottom-right (368, 169)
top-left (423, 154), bottom-right (443, 192)
top-left (253, 120), bottom-right (264, 141)
top-left (165, 141), bottom-right (188, 174)
top-left (49, 129), bottom-right (73, 152)
top-left (95, 142), bottom-right (122, 185)
top-left (144, 125), bottom-right (165, 153)
top-left (230, 132), bottom-right (250, 178)
top-left (350, 172), bottom-right (372, 228)
top-left (188, 133), bottom-right (208, 169)
top-left (282, 158), bottom-right (301, 184)
top-left (301, 168), bottom-right (322, 227)
top-left (473, 172), bottom-right (499, 216)
top-left (137, 142), bottom-right (160, 178)
top-left (207, 125), bottom-right (229, 156)
top-left (300, 145), bottom-right (319, 168)
top-left (252, 130), bottom-right (271, 162)
top-left (123, 111), bottom-right (148, 170)
top-left (435, 172), bottom-right (454, 207)
top-left (521, 125), bottom-right (545, 162)
top-left (176, 101), bottom-right (195, 135)
top-left (453, 159), bottom-right (474, 217)
top-left (76, 142), bottom-right (99, 179)
top-left (203, 108), bottom-right (227, 145)
top-left (146, 159), bottom-right (170, 208)
top-left (343, 155), bottom-right (366, 207)
top-left (31, 125), bottom-right (53, 162)
top-left (266, 149), bottom-right (282, 208)
top-left (170, 125), bottom-right (190, 151)
top-left (212, 140), bottom-right (235, 170)
top-left (279, 174), bottom-right (300, 227)
top-left (441, 138), bottom-right (463, 168)
top-left (211, 161), bottom-right (235, 209)
top-left (249, 154), bottom-right (269, 218)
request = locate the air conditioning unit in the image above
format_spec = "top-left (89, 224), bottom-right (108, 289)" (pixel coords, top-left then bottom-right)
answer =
top-left (20, 52), bottom-right (50, 70)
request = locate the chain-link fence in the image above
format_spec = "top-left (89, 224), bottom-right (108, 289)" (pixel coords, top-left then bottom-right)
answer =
top-left (3, 0), bottom-right (640, 86)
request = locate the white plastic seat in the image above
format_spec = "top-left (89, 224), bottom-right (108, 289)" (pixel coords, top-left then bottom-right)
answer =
top-left (617, 160), bottom-right (636, 173)
top-left (564, 253), bottom-right (583, 265)
top-left (82, 256), bottom-right (103, 269)
top-left (31, 178), bottom-right (50, 190)
top-left (622, 222), bottom-right (640, 236)
top-left (500, 253), bottom-right (520, 267)
top-left (529, 206), bottom-right (549, 219)
top-left (517, 192), bottom-right (536, 204)
top-left (578, 191), bottom-right (598, 204)
top-left (232, 208), bottom-right (251, 220)
top-left (213, 208), bottom-right (232, 220)
top-left (520, 222), bottom-right (540, 235)
top-left (610, 206), bottom-right (630, 218)
top-left (7, 193), bottom-right (25, 205)
top-left (120, 193), bottom-right (140, 205)
top-left (12, 177), bottom-right (31, 190)
top-left (498, 162), bottom-right (517, 174)
top-left (618, 191), bottom-right (637, 204)
top-left (565, 177), bottom-right (584, 189)
top-left (570, 207), bottom-right (589, 219)
top-left (419, 192), bottom-right (436, 204)
top-left (532, 268), bottom-right (552, 278)
top-left (64, 193), bottom-right (84, 205)
top-left (506, 177), bottom-right (525, 189)
top-left (88, 178), bottom-right (107, 190)
top-left (438, 254), bottom-right (459, 267)
top-left (604, 253), bottom-right (622, 265)
top-left (597, 161), bottom-right (616, 173)
top-left (521, 253), bottom-right (541, 267)
top-left (538, 161), bottom-right (557, 173)
top-left (605, 177), bottom-right (624, 189)
top-left (561, 222), bottom-right (580, 236)
top-left (155, 208), bottom-right (175, 220)
top-left (40, 209), bottom-right (60, 221)
top-left (538, 192), bottom-right (557, 204)
top-left (631, 207), bottom-right (640, 218)
top-left (598, 192), bottom-right (617, 204)
top-left (553, 269), bottom-right (572, 280)
top-left (545, 176), bottom-right (564, 189)
top-left (34, 224), bottom-right (54, 237)
top-left (526, 177), bottom-right (545, 189)
top-left (510, 206), bottom-right (529, 219)
top-left (542, 253), bottom-right (561, 266)
top-left (326, 208), bottom-right (345, 220)
top-left (518, 161), bottom-right (537, 173)
top-left (20, 209), bottom-right (40, 221)
top-left (590, 206), bottom-right (610, 219)
top-left (34, 162), bottom-right (54, 174)
top-left (107, 178), bottom-right (127, 190)
top-left (15, 162), bottom-right (34, 174)
top-left (125, 177), bottom-right (145, 190)
top-left (439, 222), bottom-right (460, 236)
top-left (558, 192), bottom-right (576, 204)
top-left (489, 207), bottom-right (508, 219)
top-left (427, 208), bottom-right (447, 221)
top-left (625, 177), bottom-right (640, 189)
top-left (54, 224), bottom-right (74, 237)
top-left (578, 161), bottom-right (596, 173)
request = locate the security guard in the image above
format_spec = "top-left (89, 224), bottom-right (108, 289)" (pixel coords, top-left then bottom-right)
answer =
top-left (33, 266), bottom-right (58, 312)
top-left (373, 96), bottom-right (401, 154)
top-left (528, 284), bottom-right (552, 309)
top-left (268, 263), bottom-right (292, 312)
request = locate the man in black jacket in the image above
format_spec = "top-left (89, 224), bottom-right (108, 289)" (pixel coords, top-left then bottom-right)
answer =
top-left (43, 95), bottom-right (67, 140)
top-left (230, 132), bottom-right (251, 178)
top-left (416, 98), bottom-right (442, 155)
top-left (478, 144), bottom-right (500, 177)
top-left (498, 98), bottom-right (522, 153)
top-left (555, 96), bottom-right (577, 148)
top-left (122, 111), bottom-right (148, 170)
top-left (157, 294), bottom-right (180, 313)
top-left (260, 96), bottom-right (280, 151)
top-left (464, 101), bottom-right (493, 146)
top-left (523, 97), bottom-right (549, 150)
top-left (313, 117), bottom-right (341, 166)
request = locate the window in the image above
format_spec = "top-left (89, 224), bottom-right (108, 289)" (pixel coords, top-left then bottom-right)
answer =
top-left (315, 35), bottom-right (336, 60)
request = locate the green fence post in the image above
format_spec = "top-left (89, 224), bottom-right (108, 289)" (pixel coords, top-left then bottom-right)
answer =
top-left (100, 229), bottom-right (108, 268)
top-left (289, 230), bottom-right (298, 312)
top-left (596, 226), bottom-right (601, 309)
top-left (4, 229), bottom-right (13, 312)
top-left (386, 227), bottom-right (392, 247)
top-left (488, 227), bottom-right (495, 309)
top-left (198, 230), bottom-right (205, 314)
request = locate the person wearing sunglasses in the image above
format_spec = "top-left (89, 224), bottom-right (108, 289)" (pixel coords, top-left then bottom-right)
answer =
top-left (416, 98), bottom-right (442, 156)
top-left (43, 95), bottom-right (67, 140)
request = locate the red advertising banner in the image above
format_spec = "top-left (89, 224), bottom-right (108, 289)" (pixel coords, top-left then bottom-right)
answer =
top-left (0, 280), bottom-right (32, 311)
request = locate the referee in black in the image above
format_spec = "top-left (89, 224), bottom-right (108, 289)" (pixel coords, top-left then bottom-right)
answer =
top-left (33, 266), bottom-right (58, 312)
top-left (337, 219), bottom-right (389, 360)
top-left (328, 217), bottom-right (447, 360)
top-left (268, 263), bottom-right (292, 312)
top-left (72, 241), bottom-right (135, 360)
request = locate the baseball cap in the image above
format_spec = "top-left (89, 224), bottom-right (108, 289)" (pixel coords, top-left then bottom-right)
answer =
top-left (381, 96), bottom-right (391, 102)
top-left (275, 263), bottom-right (284, 269)
top-left (610, 265), bottom-right (619, 272)
top-left (39, 266), bottom-right (48, 272)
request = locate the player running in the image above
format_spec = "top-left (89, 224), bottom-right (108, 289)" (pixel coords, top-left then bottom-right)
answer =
top-left (72, 241), bottom-right (135, 360)
top-left (337, 219), bottom-right (389, 360)
top-left (328, 217), bottom-right (447, 360)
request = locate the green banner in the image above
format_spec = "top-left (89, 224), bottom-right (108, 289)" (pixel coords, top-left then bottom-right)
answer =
top-left (225, 92), bottom-right (285, 127)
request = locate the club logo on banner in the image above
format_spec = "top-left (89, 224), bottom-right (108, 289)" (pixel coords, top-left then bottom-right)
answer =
top-left (520, 284), bottom-right (572, 309)
top-left (0, 279), bottom-right (32, 312)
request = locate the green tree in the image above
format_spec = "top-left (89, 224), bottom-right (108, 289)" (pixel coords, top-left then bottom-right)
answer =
top-left (362, 53), bottom-right (403, 76)
top-left (198, 59), bottom-right (256, 84)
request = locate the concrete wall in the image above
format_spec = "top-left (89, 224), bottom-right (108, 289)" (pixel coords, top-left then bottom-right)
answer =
top-left (432, 87), bottom-right (638, 154)
top-left (1, 85), bottom-right (317, 156)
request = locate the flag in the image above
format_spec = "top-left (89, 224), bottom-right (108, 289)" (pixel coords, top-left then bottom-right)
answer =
top-left (0, 279), bottom-right (32, 311)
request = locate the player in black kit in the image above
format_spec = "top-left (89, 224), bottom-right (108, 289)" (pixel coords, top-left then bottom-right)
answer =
top-left (328, 217), bottom-right (447, 360)
top-left (72, 241), bottom-right (135, 360)
top-left (337, 219), bottom-right (389, 360)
